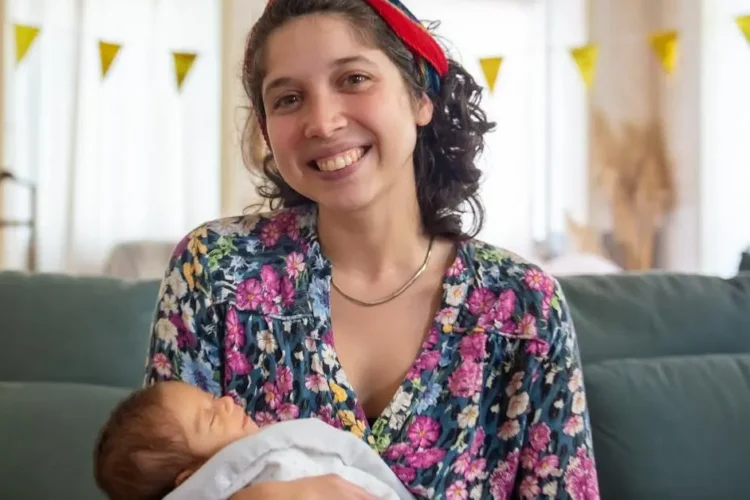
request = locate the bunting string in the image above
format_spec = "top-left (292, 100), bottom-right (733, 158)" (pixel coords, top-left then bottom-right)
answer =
top-left (12, 13), bottom-right (750, 96)
top-left (12, 22), bottom-right (200, 93)
top-left (737, 14), bottom-right (750, 46)
top-left (99, 41), bottom-right (122, 79)
top-left (14, 24), bottom-right (40, 65)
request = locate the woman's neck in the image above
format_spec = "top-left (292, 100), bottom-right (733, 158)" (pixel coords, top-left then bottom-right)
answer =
top-left (317, 198), bottom-right (429, 282)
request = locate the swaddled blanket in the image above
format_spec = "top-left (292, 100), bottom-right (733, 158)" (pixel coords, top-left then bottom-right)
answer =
top-left (164, 418), bottom-right (415, 500)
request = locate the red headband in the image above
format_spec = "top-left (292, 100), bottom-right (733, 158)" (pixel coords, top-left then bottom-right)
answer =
top-left (362, 0), bottom-right (448, 78)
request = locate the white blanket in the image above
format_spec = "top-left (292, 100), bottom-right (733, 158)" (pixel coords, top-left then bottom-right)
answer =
top-left (164, 418), bottom-right (414, 500)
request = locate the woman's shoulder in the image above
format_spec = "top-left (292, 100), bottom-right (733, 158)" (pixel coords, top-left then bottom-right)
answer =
top-left (170, 205), bottom-right (315, 259)
top-left (162, 205), bottom-right (317, 294)
top-left (460, 239), bottom-right (568, 341)
top-left (184, 205), bottom-right (312, 244)
top-left (464, 239), bottom-right (556, 292)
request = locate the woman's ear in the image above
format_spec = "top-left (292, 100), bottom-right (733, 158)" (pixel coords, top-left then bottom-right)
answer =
top-left (415, 92), bottom-right (434, 127)
top-left (175, 467), bottom-right (197, 488)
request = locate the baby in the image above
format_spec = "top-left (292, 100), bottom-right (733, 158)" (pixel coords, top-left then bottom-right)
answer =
top-left (93, 381), bottom-right (413, 500)
top-left (94, 381), bottom-right (259, 499)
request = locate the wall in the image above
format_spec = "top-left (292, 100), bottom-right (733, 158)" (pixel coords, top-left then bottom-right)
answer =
top-left (658, 0), bottom-right (704, 272)
top-left (220, 0), bottom-right (266, 217)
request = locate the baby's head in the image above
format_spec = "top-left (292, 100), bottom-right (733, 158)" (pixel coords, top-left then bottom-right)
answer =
top-left (94, 381), bottom-right (258, 500)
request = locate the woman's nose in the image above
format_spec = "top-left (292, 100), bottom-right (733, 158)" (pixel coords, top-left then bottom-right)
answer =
top-left (303, 93), bottom-right (347, 139)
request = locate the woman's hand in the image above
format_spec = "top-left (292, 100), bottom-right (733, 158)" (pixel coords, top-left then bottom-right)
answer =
top-left (229, 474), bottom-right (378, 500)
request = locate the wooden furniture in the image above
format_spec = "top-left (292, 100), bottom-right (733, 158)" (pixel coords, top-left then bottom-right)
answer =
top-left (0, 170), bottom-right (37, 271)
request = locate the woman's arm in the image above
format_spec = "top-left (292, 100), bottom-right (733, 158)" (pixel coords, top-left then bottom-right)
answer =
top-left (516, 279), bottom-right (600, 499)
top-left (143, 226), bottom-right (223, 393)
top-left (229, 482), bottom-right (272, 500)
top-left (228, 475), bottom-right (378, 500)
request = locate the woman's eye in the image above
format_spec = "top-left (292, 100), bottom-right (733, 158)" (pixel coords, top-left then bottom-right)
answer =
top-left (345, 74), bottom-right (369, 86)
top-left (274, 94), bottom-right (300, 109)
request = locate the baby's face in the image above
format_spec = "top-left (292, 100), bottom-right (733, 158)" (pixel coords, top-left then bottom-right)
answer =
top-left (160, 381), bottom-right (259, 458)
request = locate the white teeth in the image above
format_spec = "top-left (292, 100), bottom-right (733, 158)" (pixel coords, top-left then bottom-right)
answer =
top-left (315, 147), bottom-right (365, 172)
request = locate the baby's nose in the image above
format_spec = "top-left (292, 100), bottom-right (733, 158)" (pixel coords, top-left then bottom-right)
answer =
top-left (219, 395), bottom-right (235, 413)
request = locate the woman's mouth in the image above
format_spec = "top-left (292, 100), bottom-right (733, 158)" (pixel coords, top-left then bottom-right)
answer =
top-left (308, 146), bottom-right (371, 172)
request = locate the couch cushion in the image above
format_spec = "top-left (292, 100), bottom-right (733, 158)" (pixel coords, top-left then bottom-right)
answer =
top-left (584, 354), bottom-right (750, 500)
top-left (0, 381), bottom-right (131, 500)
top-left (558, 273), bottom-right (750, 364)
top-left (0, 271), bottom-right (160, 388)
top-left (739, 251), bottom-right (750, 272)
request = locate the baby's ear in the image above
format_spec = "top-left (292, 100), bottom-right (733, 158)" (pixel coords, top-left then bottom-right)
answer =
top-left (175, 467), bottom-right (197, 487)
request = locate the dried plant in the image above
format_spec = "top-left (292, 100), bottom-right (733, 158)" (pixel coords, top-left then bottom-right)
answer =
top-left (565, 214), bottom-right (608, 257)
top-left (589, 109), bottom-right (676, 270)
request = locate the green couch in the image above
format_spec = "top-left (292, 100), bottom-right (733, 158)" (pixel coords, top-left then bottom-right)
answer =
top-left (1, 270), bottom-right (749, 499)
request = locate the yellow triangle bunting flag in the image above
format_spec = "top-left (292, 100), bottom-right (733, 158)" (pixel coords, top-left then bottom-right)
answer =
top-left (736, 14), bottom-right (750, 46)
top-left (173, 52), bottom-right (198, 91)
top-left (570, 44), bottom-right (598, 89)
top-left (649, 30), bottom-right (679, 75)
top-left (14, 24), bottom-right (40, 65)
top-left (479, 57), bottom-right (503, 94)
top-left (99, 41), bottom-right (122, 79)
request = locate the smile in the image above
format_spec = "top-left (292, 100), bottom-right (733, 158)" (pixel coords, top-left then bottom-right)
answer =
top-left (310, 146), bottom-right (370, 172)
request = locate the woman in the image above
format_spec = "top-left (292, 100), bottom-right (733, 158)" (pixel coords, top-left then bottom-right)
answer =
top-left (145, 0), bottom-right (600, 498)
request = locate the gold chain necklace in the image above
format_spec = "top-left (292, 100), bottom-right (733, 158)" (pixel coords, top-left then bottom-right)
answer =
top-left (331, 237), bottom-right (434, 307)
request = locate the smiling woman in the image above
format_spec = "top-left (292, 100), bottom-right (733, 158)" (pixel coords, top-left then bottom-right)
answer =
top-left (145, 1), bottom-right (600, 499)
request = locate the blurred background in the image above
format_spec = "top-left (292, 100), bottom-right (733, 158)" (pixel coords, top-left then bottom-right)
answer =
top-left (1, 0), bottom-right (748, 279)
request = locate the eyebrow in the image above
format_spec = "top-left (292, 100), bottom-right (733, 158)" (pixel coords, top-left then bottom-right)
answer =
top-left (263, 55), bottom-right (377, 98)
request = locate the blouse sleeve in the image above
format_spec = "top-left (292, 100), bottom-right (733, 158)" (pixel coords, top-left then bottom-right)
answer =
top-left (143, 226), bottom-right (224, 396)
top-left (516, 279), bottom-right (600, 499)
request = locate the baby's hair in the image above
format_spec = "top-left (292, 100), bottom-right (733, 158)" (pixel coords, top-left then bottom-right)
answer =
top-left (93, 382), bottom-right (200, 500)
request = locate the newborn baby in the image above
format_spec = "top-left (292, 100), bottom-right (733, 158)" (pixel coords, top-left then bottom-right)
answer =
top-left (94, 381), bottom-right (413, 500)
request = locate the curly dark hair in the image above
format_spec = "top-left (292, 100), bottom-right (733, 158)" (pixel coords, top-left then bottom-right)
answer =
top-left (242, 0), bottom-right (495, 240)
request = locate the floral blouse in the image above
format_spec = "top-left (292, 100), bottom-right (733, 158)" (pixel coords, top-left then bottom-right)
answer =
top-left (144, 205), bottom-right (600, 500)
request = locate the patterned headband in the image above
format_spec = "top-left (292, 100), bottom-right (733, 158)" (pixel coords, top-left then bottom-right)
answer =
top-left (258, 0), bottom-right (448, 146)
top-left (361, 0), bottom-right (449, 93)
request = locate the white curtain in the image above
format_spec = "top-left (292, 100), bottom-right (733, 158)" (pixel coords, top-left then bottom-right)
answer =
top-left (701, 0), bottom-right (750, 276)
top-left (418, 0), bottom-right (587, 260)
top-left (4, 0), bottom-right (221, 274)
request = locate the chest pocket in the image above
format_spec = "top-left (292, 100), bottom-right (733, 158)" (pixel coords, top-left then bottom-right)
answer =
top-left (224, 310), bottom-right (335, 426)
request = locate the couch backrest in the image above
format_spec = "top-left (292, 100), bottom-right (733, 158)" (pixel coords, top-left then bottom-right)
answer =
top-left (3, 271), bottom-right (748, 387)
top-left (0, 271), bottom-right (160, 388)
top-left (558, 272), bottom-right (750, 364)
top-left (558, 272), bottom-right (750, 499)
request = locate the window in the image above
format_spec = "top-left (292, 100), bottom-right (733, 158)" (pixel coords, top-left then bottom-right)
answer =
top-left (3, 0), bottom-right (221, 273)
top-left (424, 0), bottom-right (588, 260)
top-left (701, 0), bottom-right (750, 275)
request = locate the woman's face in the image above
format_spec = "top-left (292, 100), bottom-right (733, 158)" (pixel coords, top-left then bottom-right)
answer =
top-left (260, 13), bottom-right (433, 213)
